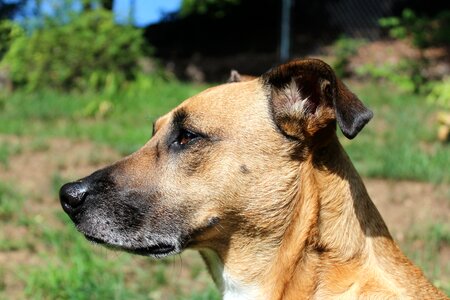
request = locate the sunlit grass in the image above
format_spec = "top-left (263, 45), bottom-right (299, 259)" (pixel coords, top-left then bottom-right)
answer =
top-left (0, 182), bottom-right (23, 221)
top-left (402, 223), bottom-right (450, 295)
top-left (342, 82), bottom-right (450, 183)
top-left (0, 77), bottom-right (207, 155)
top-left (16, 211), bottom-right (219, 300)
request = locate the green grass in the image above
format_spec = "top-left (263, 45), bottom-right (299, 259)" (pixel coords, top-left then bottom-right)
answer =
top-left (0, 77), bottom-right (207, 155)
top-left (0, 182), bottom-right (23, 221)
top-left (0, 141), bottom-right (22, 168)
top-left (402, 223), bottom-right (450, 295)
top-left (23, 216), bottom-right (142, 300)
top-left (343, 82), bottom-right (450, 183)
top-left (31, 212), bottom-right (142, 299)
top-left (19, 211), bottom-right (219, 300)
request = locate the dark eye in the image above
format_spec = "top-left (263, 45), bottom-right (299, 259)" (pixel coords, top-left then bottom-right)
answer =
top-left (173, 129), bottom-right (200, 147)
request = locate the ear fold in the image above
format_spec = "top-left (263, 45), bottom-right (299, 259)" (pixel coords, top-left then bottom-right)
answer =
top-left (262, 59), bottom-right (373, 140)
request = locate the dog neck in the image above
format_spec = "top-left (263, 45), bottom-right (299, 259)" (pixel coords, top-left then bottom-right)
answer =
top-left (199, 137), bottom-right (445, 299)
top-left (199, 137), bottom-right (383, 299)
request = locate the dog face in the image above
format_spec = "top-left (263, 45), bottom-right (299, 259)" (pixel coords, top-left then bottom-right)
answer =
top-left (60, 59), bottom-right (372, 259)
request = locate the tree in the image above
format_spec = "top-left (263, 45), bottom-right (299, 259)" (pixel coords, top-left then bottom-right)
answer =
top-left (180, 0), bottom-right (240, 18)
top-left (82, 0), bottom-right (113, 11)
top-left (100, 0), bottom-right (113, 10)
top-left (0, 0), bottom-right (27, 20)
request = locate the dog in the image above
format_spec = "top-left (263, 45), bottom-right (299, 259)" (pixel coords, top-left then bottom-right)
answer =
top-left (60, 59), bottom-right (448, 299)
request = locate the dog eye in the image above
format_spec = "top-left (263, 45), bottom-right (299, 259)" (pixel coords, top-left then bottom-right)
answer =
top-left (173, 129), bottom-right (200, 147)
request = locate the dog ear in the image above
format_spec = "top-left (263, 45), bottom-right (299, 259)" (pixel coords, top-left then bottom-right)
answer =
top-left (262, 59), bottom-right (373, 140)
top-left (228, 70), bottom-right (257, 83)
top-left (228, 70), bottom-right (242, 83)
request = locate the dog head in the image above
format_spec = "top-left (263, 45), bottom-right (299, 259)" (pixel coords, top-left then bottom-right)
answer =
top-left (60, 59), bottom-right (372, 258)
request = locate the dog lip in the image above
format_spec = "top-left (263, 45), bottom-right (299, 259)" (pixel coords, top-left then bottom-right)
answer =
top-left (126, 244), bottom-right (176, 256)
top-left (84, 234), bottom-right (106, 245)
top-left (83, 234), bottom-right (177, 257)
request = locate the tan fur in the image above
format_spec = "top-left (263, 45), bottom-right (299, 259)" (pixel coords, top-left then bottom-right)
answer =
top-left (135, 76), bottom-right (444, 298)
top-left (145, 76), bottom-right (443, 298)
top-left (71, 60), bottom-right (448, 299)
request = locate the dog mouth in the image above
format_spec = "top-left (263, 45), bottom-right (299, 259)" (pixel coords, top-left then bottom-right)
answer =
top-left (84, 234), bottom-right (177, 257)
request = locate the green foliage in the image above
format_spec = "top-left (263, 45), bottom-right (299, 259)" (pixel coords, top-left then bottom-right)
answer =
top-left (180, 0), bottom-right (240, 18)
top-left (0, 20), bottom-right (23, 60)
top-left (355, 59), bottom-right (425, 94)
top-left (1, 9), bottom-right (148, 91)
top-left (380, 9), bottom-right (450, 48)
top-left (331, 36), bottom-right (366, 78)
top-left (0, 0), bottom-right (26, 20)
top-left (427, 78), bottom-right (450, 109)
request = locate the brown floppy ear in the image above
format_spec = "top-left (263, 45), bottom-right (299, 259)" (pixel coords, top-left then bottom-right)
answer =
top-left (262, 59), bottom-right (373, 140)
top-left (333, 79), bottom-right (373, 139)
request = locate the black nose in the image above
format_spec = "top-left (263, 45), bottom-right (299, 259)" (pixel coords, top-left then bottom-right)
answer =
top-left (60, 181), bottom-right (89, 216)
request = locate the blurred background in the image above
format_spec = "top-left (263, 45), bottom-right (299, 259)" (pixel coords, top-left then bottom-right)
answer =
top-left (0, 0), bottom-right (449, 299)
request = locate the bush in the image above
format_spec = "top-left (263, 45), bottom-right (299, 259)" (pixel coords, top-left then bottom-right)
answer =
top-left (0, 20), bottom-right (23, 61)
top-left (331, 36), bottom-right (366, 78)
top-left (1, 9), bottom-right (149, 91)
top-left (356, 59), bottom-right (425, 94)
top-left (427, 78), bottom-right (450, 109)
top-left (380, 9), bottom-right (450, 48)
top-left (180, 0), bottom-right (240, 18)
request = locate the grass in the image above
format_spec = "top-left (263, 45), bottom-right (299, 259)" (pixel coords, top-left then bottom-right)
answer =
top-left (0, 182), bottom-right (23, 221)
top-left (0, 182), bottom-right (32, 252)
top-left (0, 79), bottom-right (448, 181)
top-left (11, 209), bottom-right (219, 300)
top-left (402, 223), bottom-right (450, 295)
top-left (0, 78), bottom-right (448, 299)
top-left (0, 77), bottom-right (207, 155)
top-left (0, 141), bottom-right (22, 168)
top-left (24, 220), bottom-right (139, 300)
top-left (342, 82), bottom-right (450, 183)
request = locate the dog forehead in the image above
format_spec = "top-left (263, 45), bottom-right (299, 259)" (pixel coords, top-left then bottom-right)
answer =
top-left (178, 79), bottom-right (268, 124)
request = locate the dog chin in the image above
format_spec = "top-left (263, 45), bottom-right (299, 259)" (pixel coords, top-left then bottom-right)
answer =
top-left (82, 233), bottom-right (182, 259)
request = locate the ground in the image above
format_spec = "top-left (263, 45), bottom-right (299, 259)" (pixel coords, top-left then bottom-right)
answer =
top-left (0, 134), bottom-right (449, 298)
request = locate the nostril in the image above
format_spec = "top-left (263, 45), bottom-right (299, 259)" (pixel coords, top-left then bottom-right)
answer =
top-left (59, 181), bottom-right (89, 213)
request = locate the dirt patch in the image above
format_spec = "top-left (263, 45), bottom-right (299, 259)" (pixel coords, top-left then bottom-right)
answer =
top-left (0, 135), bottom-right (122, 297)
top-left (365, 178), bottom-right (450, 241)
top-left (349, 40), bottom-right (450, 79)
top-left (0, 135), bottom-right (120, 201)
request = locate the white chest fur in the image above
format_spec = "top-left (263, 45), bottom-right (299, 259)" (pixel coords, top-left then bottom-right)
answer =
top-left (200, 249), bottom-right (263, 300)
